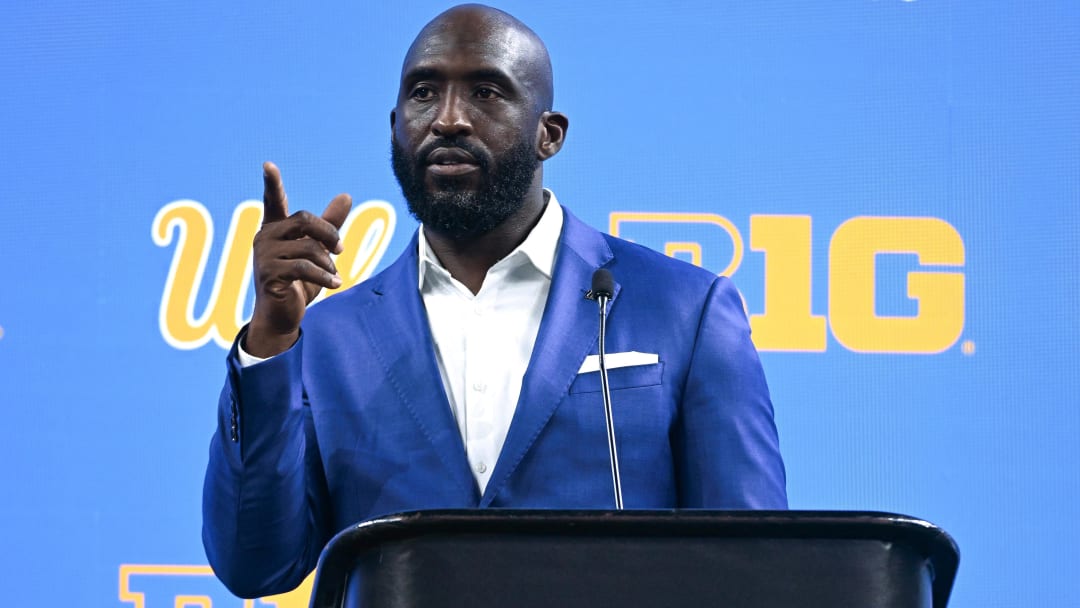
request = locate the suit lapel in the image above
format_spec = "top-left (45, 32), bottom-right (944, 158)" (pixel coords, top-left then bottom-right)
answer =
top-left (355, 233), bottom-right (479, 502)
top-left (481, 208), bottom-right (619, 506)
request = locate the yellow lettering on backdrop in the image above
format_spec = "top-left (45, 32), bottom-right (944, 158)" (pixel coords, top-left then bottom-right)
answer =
top-left (748, 215), bottom-right (827, 352)
top-left (119, 564), bottom-right (314, 607)
top-left (663, 241), bottom-right (703, 266)
top-left (609, 212), bottom-right (744, 277)
top-left (152, 200), bottom-right (259, 350)
top-left (118, 565), bottom-right (214, 608)
top-left (153, 200), bottom-right (396, 349)
top-left (828, 216), bottom-right (965, 353)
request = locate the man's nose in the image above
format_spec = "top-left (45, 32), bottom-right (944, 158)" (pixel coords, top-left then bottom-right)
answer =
top-left (431, 93), bottom-right (473, 138)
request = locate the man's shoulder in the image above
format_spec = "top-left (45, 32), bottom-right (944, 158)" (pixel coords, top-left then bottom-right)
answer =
top-left (558, 205), bottom-right (734, 301)
top-left (561, 206), bottom-right (712, 274)
top-left (604, 233), bottom-right (715, 280)
top-left (600, 233), bottom-right (728, 302)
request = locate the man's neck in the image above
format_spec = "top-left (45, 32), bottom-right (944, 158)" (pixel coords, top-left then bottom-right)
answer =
top-left (424, 189), bottom-right (548, 295)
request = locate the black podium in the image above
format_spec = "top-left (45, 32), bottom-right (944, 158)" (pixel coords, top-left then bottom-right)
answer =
top-left (309, 510), bottom-right (959, 608)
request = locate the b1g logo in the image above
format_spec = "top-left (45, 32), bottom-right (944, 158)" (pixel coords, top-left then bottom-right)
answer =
top-left (611, 213), bottom-right (965, 354)
top-left (118, 565), bottom-right (312, 607)
top-left (153, 203), bottom-right (965, 355)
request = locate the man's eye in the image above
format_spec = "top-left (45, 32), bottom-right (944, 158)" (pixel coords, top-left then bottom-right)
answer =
top-left (476, 87), bottom-right (499, 99)
top-left (411, 86), bottom-right (434, 100)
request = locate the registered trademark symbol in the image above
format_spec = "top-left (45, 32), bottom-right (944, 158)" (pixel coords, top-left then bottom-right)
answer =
top-left (961, 340), bottom-right (975, 356)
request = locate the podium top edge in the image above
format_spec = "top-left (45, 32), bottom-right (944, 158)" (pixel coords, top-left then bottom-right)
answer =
top-left (336, 509), bottom-right (958, 560)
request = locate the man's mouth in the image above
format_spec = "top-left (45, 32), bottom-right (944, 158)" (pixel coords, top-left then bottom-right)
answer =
top-left (426, 147), bottom-right (480, 176)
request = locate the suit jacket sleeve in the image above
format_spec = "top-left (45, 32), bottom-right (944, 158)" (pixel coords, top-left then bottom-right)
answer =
top-left (201, 330), bottom-right (332, 598)
top-left (673, 276), bottom-right (788, 509)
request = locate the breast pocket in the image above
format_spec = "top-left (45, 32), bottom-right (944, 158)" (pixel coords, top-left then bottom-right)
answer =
top-left (569, 362), bottom-right (664, 394)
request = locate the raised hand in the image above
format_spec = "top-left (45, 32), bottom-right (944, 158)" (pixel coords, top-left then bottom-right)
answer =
top-left (245, 162), bottom-right (352, 357)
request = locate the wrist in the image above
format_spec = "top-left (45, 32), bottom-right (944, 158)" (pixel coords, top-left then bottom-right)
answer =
top-left (245, 316), bottom-right (300, 358)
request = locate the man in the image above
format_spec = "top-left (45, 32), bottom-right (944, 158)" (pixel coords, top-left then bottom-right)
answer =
top-left (203, 3), bottom-right (786, 599)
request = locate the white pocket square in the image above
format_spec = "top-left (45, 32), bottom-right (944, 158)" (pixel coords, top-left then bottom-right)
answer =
top-left (578, 351), bottom-right (659, 374)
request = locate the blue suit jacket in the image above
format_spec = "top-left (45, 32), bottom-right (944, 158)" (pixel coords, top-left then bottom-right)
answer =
top-left (203, 206), bottom-right (786, 598)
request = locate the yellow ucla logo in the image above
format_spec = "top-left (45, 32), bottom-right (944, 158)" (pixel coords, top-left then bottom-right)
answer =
top-left (152, 200), bottom-right (396, 350)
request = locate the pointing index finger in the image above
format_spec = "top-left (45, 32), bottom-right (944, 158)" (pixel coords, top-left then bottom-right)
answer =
top-left (262, 161), bottom-right (289, 224)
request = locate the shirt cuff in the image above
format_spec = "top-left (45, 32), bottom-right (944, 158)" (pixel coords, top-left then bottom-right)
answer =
top-left (237, 337), bottom-right (271, 368)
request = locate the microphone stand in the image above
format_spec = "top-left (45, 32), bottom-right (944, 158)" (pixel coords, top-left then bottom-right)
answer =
top-left (591, 269), bottom-right (623, 509)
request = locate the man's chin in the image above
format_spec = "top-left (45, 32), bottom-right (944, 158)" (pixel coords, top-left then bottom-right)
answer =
top-left (410, 194), bottom-right (514, 240)
top-left (426, 172), bottom-right (482, 194)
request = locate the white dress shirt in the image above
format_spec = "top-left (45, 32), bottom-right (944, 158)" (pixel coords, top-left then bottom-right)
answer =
top-left (240, 193), bottom-right (564, 494)
top-left (417, 196), bottom-right (562, 493)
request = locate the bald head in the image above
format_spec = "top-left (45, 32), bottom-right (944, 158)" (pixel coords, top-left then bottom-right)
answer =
top-left (402, 4), bottom-right (554, 111)
top-left (390, 4), bottom-right (568, 243)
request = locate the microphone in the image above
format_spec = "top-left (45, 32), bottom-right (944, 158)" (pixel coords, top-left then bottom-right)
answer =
top-left (590, 268), bottom-right (615, 301)
top-left (590, 268), bottom-right (623, 509)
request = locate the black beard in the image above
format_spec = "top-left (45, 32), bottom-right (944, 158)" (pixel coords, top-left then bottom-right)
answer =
top-left (391, 135), bottom-right (539, 239)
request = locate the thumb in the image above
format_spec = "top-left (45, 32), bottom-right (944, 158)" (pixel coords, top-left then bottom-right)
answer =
top-left (322, 193), bottom-right (352, 254)
top-left (323, 193), bottom-right (352, 229)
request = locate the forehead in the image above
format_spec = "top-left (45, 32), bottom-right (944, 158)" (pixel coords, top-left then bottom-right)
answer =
top-left (402, 21), bottom-right (537, 84)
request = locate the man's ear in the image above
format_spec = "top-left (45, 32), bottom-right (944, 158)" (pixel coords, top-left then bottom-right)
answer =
top-left (390, 109), bottom-right (396, 130)
top-left (536, 111), bottom-right (568, 160)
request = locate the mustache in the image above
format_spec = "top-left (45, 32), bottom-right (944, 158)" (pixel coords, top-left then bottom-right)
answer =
top-left (417, 138), bottom-right (490, 168)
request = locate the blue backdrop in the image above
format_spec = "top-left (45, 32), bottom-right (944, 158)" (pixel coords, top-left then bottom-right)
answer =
top-left (2, 1), bottom-right (1078, 606)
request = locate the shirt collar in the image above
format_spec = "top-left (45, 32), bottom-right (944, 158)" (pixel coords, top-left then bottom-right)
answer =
top-left (418, 189), bottom-right (564, 290)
